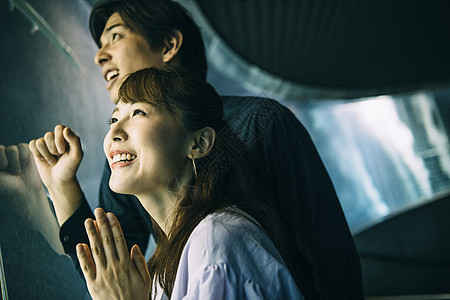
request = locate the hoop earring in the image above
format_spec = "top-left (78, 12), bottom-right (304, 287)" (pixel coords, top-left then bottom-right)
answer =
top-left (191, 154), bottom-right (198, 181)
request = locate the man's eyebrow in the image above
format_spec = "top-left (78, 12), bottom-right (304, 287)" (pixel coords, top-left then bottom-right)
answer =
top-left (104, 23), bottom-right (125, 33)
top-left (100, 23), bottom-right (126, 47)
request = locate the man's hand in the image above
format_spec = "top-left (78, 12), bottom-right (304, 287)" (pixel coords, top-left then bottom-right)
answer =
top-left (77, 208), bottom-right (151, 300)
top-left (29, 125), bottom-right (83, 188)
top-left (29, 125), bottom-right (84, 225)
top-left (0, 143), bottom-right (64, 254)
top-left (0, 143), bottom-right (46, 202)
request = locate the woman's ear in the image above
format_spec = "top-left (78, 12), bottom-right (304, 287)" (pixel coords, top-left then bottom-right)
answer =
top-left (162, 30), bottom-right (183, 64)
top-left (189, 127), bottom-right (216, 159)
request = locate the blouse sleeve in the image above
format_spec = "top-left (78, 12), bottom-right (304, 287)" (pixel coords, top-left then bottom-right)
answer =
top-left (185, 264), bottom-right (270, 300)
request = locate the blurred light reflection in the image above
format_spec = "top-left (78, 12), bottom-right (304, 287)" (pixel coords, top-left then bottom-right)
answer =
top-left (284, 91), bottom-right (450, 232)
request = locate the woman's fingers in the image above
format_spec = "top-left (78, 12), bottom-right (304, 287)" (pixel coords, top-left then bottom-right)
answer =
top-left (76, 243), bottom-right (96, 281)
top-left (131, 245), bottom-right (151, 284)
top-left (84, 208), bottom-right (131, 274)
top-left (85, 218), bottom-right (107, 269)
top-left (106, 212), bottom-right (130, 259)
top-left (80, 212), bottom-right (150, 299)
top-left (94, 208), bottom-right (120, 264)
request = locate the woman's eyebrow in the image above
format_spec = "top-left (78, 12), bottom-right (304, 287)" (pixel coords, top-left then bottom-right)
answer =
top-left (111, 107), bottom-right (119, 116)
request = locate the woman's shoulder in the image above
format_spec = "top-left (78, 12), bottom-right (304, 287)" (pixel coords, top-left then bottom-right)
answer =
top-left (174, 208), bottom-right (302, 299)
top-left (195, 208), bottom-right (266, 247)
top-left (184, 207), bottom-right (284, 273)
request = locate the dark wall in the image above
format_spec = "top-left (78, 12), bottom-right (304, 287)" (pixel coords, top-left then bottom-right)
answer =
top-left (1, 1), bottom-right (115, 297)
top-left (1, 0), bottom-right (114, 205)
top-left (354, 192), bottom-right (450, 296)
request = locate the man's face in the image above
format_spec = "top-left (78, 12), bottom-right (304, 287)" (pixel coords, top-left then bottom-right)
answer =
top-left (95, 12), bottom-right (165, 104)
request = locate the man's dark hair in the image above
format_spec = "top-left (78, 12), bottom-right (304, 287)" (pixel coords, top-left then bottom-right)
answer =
top-left (89, 0), bottom-right (207, 79)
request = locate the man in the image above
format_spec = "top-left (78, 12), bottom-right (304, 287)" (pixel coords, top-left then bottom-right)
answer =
top-left (32, 0), bottom-right (363, 298)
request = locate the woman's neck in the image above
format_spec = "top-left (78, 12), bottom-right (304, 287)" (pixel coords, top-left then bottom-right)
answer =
top-left (138, 191), bottom-right (177, 234)
top-left (136, 172), bottom-right (192, 235)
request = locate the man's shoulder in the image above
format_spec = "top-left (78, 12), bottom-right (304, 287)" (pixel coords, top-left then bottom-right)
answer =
top-left (220, 95), bottom-right (286, 113)
top-left (220, 95), bottom-right (291, 129)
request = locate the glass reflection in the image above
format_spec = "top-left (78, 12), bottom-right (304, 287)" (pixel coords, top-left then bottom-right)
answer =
top-left (285, 91), bottom-right (450, 232)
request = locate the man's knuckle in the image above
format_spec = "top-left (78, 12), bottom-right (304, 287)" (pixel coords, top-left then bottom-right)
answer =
top-left (35, 138), bottom-right (45, 147)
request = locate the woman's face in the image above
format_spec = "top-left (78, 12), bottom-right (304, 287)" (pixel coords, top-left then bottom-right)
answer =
top-left (104, 100), bottom-right (192, 196)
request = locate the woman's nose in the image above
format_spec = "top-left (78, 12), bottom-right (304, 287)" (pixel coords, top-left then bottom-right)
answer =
top-left (113, 135), bottom-right (123, 142)
top-left (110, 121), bottom-right (128, 142)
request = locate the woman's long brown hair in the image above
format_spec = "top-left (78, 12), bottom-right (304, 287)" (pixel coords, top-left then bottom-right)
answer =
top-left (119, 67), bottom-right (294, 298)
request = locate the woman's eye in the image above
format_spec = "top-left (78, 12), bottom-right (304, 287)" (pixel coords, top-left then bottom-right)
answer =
top-left (133, 109), bottom-right (147, 117)
top-left (108, 117), bottom-right (118, 125)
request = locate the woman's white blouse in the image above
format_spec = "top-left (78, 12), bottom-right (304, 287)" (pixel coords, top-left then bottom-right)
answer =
top-left (152, 209), bottom-right (303, 299)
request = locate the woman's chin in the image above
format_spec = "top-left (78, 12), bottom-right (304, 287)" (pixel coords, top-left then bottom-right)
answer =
top-left (109, 181), bottom-right (133, 195)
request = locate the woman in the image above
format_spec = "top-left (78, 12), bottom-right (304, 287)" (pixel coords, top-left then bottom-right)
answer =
top-left (36, 67), bottom-right (302, 299)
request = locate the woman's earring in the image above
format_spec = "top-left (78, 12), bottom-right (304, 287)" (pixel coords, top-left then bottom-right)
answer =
top-left (191, 154), bottom-right (198, 181)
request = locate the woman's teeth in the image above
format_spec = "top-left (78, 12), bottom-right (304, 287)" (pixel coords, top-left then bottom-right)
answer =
top-left (112, 153), bottom-right (136, 163)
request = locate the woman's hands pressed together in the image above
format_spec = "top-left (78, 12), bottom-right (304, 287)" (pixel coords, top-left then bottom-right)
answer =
top-left (77, 208), bottom-right (151, 300)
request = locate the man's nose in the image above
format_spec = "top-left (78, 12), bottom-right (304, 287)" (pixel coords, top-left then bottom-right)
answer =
top-left (95, 46), bottom-right (111, 66)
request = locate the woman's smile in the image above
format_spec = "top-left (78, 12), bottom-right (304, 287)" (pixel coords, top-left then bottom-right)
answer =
top-left (109, 149), bottom-right (137, 169)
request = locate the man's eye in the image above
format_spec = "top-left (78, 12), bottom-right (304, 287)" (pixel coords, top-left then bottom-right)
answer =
top-left (112, 33), bottom-right (121, 41)
top-left (133, 109), bottom-right (147, 117)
